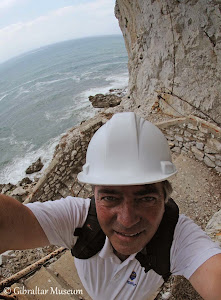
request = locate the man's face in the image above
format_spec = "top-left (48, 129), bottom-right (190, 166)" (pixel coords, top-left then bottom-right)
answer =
top-left (94, 183), bottom-right (165, 260)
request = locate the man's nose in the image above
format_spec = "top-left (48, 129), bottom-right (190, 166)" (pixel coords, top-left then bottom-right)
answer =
top-left (116, 201), bottom-right (140, 228)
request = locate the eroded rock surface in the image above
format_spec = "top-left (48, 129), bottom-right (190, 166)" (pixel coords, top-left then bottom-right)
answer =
top-left (89, 93), bottom-right (122, 108)
top-left (26, 158), bottom-right (44, 174)
top-left (115, 0), bottom-right (221, 124)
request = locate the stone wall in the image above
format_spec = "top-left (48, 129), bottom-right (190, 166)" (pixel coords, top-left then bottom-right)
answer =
top-left (25, 114), bottom-right (112, 203)
top-left (157, 115), bottom-right (221, 173)
top-left (115, 0), bottom-right (221, 125)
top-left (25, 113), bottom-right (220, 204)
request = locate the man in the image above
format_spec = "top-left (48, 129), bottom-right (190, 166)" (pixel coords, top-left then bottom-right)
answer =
top-left (0, 112), bottom-right (221, 300)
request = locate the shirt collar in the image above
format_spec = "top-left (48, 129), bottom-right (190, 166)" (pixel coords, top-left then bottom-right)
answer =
top-left (99, 236), bottom-right (137, 264)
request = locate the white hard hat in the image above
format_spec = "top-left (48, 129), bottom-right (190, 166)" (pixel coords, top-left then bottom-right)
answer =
top-left (77, 112), bottom-right (177, 185)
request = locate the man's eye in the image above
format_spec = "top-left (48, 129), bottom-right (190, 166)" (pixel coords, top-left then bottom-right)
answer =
top-left (101, 196), bottom-right (118, 202)
top-left (138, 197), bottom-right (156, 205)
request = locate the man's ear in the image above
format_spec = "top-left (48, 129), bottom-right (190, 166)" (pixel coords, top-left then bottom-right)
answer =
top-left (162, 180), bottom-right (173, 203)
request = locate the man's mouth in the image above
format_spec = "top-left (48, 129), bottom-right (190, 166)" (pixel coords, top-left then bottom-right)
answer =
top-left (114, 230), bottom-right (143, 237)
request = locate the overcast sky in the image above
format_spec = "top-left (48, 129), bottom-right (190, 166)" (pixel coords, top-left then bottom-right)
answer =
top-left (0, 0), bottom-right (121, 63)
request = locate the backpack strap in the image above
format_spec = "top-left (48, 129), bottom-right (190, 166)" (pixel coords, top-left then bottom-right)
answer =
top-left (71, 196), bottom-right (105, 258)
top-left (71, 197), bottom-right (179, 281)
top-left (135, 198), bottom-right (179, 281)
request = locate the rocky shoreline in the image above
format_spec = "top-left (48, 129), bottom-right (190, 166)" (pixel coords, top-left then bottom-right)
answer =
top-left (0, 158), bottom-right (44, 202)
top-left (0, 89), bottom-right (126, 202)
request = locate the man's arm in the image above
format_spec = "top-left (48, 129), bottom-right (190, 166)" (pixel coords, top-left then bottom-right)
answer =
top-left (190, 253), bottom-right (221, 300)
top-left (0, 194), bottom-right (50, 254)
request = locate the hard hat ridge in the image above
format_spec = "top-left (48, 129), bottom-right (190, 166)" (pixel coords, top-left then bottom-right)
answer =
top-left (77, 112), bottom-right (177, 185)
top-left (105, 112), bottom-right (140, 171)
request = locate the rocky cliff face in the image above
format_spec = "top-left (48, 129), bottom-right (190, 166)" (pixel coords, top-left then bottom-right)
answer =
top-left (115, 0), bottom-right (221, 124)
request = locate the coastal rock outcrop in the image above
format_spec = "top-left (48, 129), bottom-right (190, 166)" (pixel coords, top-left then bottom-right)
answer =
top-left (115, 0), bottom-right (221, 124)
top-left (19, 177), bottom-right (33, 186)
top-left (10, 186), bottom-right (29, 202)
top-left (0, 183), bottom-right (15, 194)
top-left (0, 177), bottom-right (34, 202)
top-left (26, 158), bottom-right (43, 174)
top-left (89, 93), bottom-right (122, 108)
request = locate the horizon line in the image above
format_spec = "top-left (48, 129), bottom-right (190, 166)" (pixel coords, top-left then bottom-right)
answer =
top-left (0, 34), bottom-right (124, 66)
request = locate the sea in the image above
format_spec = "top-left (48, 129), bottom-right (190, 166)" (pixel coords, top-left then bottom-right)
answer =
top-left (0, 35), bottom-right (128, 184)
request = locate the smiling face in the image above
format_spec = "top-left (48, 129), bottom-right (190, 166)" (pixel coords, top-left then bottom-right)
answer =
top-left (94, 183), bottom-right (165, 261)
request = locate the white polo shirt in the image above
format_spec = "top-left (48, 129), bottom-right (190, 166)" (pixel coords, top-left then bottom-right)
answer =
top-left (26, 197), bottom-right (221, 300)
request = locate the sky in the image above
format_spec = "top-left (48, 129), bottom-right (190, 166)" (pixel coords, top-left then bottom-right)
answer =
top-left (0, 0), bottom-right (122, 63)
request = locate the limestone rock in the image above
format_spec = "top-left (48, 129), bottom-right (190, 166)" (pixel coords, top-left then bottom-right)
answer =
top-left (89, 94), bottom-right (121, 108)
top-left (204, 155), bottom-right (216, 168)
top-left (0, 183), bottom-right (15, 194)
top-left (115, 0), bottom-right (221, 124)
top-left (192, 146), bottom-right (204, 161)
top-left (26, 158), bottom-right (44, 174)
top-left (19, 177), bottom-right (33, 186)
top-left (207, 138), bottom-right (221, 152)
top-left (205, 210), bottom-right (221, 246)
top-left (11, 186), bottom-right (29, 202)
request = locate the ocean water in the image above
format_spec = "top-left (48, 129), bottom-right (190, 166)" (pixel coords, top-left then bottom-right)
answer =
top-left (0, 35), bottom-right (128, 184)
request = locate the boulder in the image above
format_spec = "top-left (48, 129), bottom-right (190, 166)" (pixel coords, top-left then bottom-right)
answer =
top-left (26, 158), bottom-right (44, 174)
top-left (89, 94), bottom-right (121, 108)
top-left (19, 177), bottom-right (33, 186)
top-left (0, 183), bottom-right (16, 194)
top-left (11, 186), bottom-right (29, 202)
top-left (205, 210), bottom-right (221, 246)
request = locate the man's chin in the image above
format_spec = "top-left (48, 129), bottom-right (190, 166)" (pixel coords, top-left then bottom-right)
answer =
top-left (111, 241), bottom-right (144, 258)
top-left (110, 231), bottom-right (154, 258)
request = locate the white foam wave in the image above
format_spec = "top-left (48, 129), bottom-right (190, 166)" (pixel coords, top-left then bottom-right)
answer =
top-left (34, 75), bottom-right (80, 88)
top-left (0, 135), bottom-right (62, 184)
top-left (14, 86), bottom-right (30, 99)
top-left (80, 73), bottom-right (103, 81)
top-left (57, 72), bottom-right (80, 83)
top-left (71, 75), bottom-right (80, 82)
top-left (0, 79), bottom-right (37, 97)
top-left (44, 107), bottom-right (72, 122)
top-left (9, 136), bottom-right (34, 151)
top-left (81, 86), bottom-right (112, 100)
top-left (1, 72), bottom-right (79, 97)
top-left (44, 99), bottom-right (94, 123)
top-left (105, 72), bottom-right (129, 89)
top-left (81, 61), bottom-right (126, 76)
top-left (45, 111), bottom-right (52, 121)
top-left (99, 61), bottom-right (126, 69)
top-left (0, 93), bottom-right (9, 102)
top-left (0, 133), bottom-right (33, 151)
top-left (80, 72), bottom-right (129, 101)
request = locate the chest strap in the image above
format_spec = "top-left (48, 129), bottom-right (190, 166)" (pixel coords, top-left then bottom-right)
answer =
top-left (71, 196), bottom-right (179, 281)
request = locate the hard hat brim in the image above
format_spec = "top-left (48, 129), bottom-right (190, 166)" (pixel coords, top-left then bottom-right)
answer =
top-left (77, 169), bottom-right (177, 186)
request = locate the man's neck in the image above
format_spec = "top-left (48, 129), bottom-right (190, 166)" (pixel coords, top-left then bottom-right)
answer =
top-left (113, 249), bottom-right (129, 261)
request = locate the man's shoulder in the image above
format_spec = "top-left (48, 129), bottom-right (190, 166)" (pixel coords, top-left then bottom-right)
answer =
top-left (25, 196), bottom-right (91, 226)
top-left (176, 214), bottom-right (200, 229)
top-left (25, 196), bottom-right (91, 209)
top-left (172, 213), bottom-right (219, 255)
top-left (174, 214), bottom-right (204, 237)
top-left (24, 196), bottom-right (91, 249)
